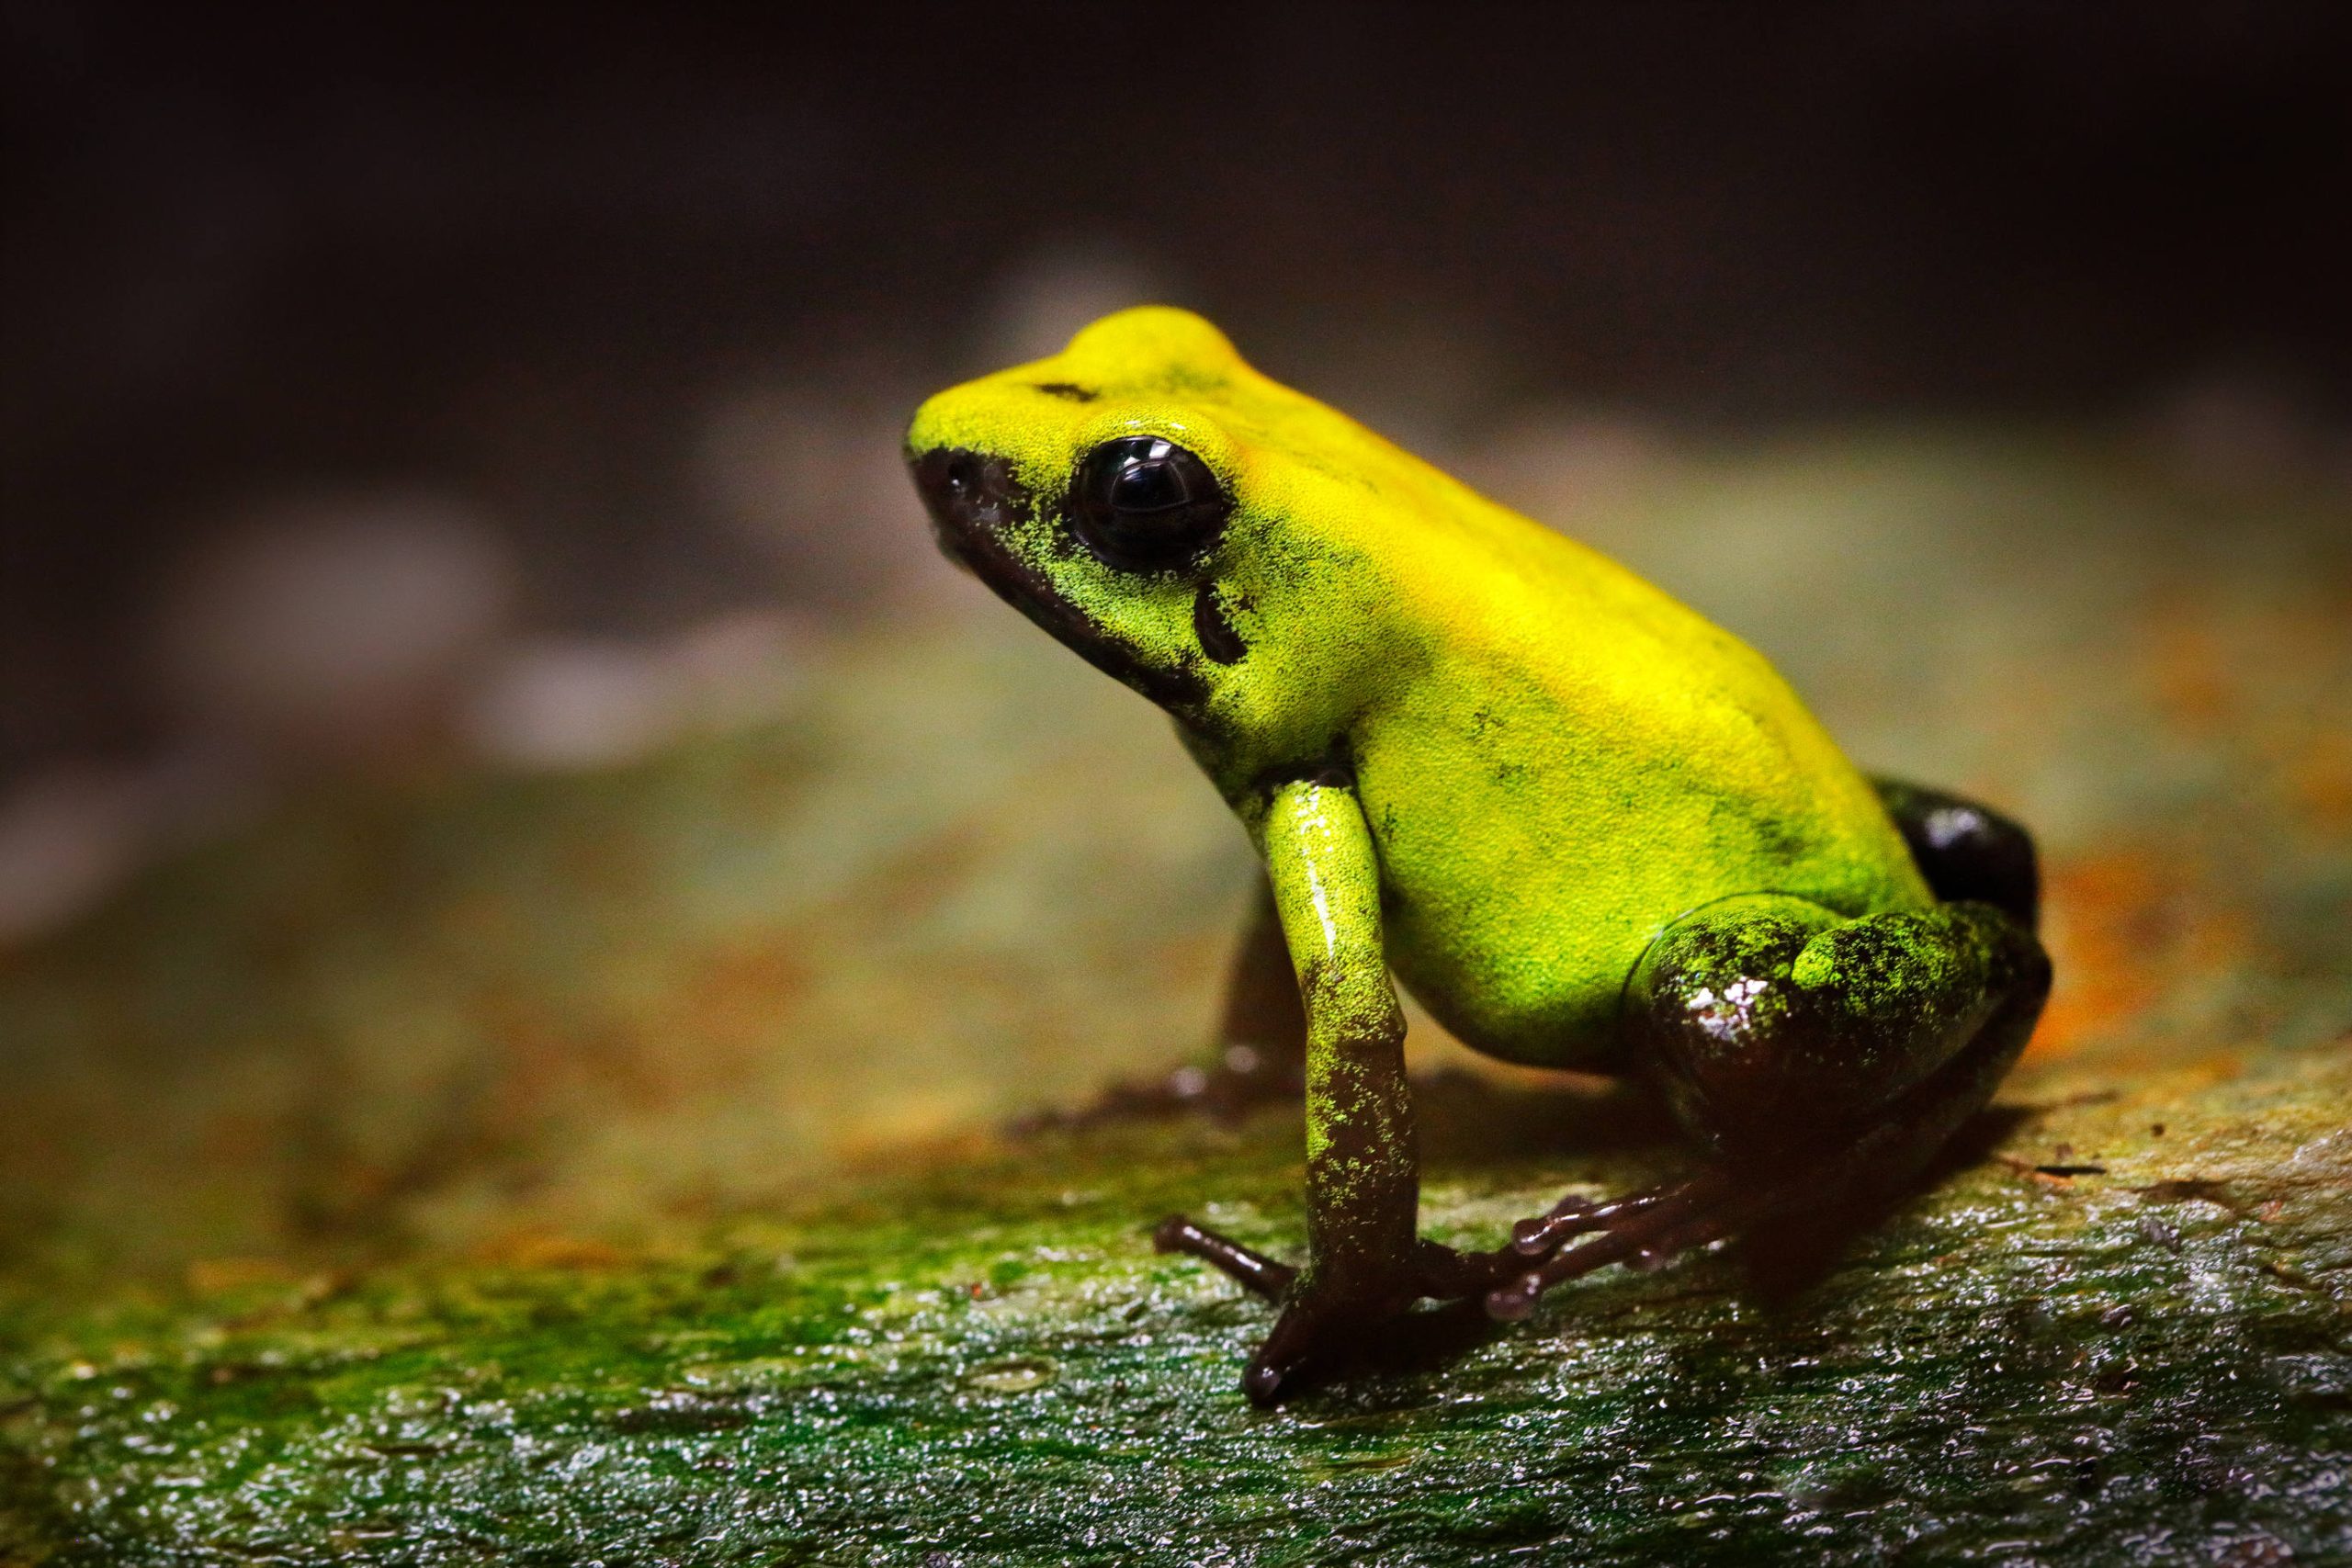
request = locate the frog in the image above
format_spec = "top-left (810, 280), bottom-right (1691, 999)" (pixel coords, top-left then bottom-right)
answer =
top-left (905, 306), bottom-right (2052, 1404)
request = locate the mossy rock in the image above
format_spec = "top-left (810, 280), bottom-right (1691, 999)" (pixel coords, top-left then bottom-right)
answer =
top-left (4, 1050), bottom-right (2349, 1564)
top-left (4, 430), bottom-right (2349, 1562)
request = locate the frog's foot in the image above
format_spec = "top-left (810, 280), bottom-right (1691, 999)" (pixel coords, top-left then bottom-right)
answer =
top-left (1476, 1166), bottom-right (1796, 1320)
top-left (1480, 985), bottom-right (2052, 1318)
top-left (1153, 1219), bottom-right (1506, 1403)
top-left (1475, 1091), bottom-right (1988, 1321)
top-left (1152, 1217), bottom-right (1405, 1403)
top-left (1012, 1043), bottom-right (1304, 1134)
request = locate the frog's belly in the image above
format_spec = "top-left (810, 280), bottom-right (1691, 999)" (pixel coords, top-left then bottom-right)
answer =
top-left (1383, 886), bottom-right (1656, 1074)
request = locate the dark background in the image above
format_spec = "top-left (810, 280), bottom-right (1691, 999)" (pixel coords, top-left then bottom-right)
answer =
top-left (6, 0), bottom-right (2350, 783)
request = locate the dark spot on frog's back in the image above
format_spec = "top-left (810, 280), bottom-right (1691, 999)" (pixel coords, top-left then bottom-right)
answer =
top-left (1033, 381), bottom-right (1099, 402)
top-left (1752, 813), bottom-right (1807, 865)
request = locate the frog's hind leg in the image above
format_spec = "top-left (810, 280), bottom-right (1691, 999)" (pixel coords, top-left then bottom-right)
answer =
top-left (1015, 880), bottom-right (1305, 1131)
top-left (1872, 776), bottom-right (2041, 930)
top-left (1481, 894), bottom-right (2051, 1320)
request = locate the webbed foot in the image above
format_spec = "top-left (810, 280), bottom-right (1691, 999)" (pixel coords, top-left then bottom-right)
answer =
top-left (1477, 1168), bottom-right (1759, 1321)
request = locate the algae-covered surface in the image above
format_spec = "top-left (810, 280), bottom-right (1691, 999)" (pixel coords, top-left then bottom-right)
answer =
top-left (5, 1064), bottom-right (2352, 1565)
top-left (4, 430), bottom-right (2350, 1562)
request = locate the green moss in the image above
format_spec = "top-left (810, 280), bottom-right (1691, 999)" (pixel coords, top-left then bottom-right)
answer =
top-left (5, 1053), bottom-right (2350, 1565)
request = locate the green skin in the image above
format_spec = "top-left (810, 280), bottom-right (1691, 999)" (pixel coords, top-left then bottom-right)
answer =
top-left (907, 307), bottom-right (2052, 1403)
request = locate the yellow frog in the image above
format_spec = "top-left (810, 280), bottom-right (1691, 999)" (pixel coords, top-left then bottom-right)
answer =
top-left (907, 308), bottom-right (2050, 1403)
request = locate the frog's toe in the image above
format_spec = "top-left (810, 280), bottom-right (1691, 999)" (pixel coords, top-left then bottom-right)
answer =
top-left (1240, 1280), bottom-right (1417, 1405)
top-left (1151, 1214), bottom-right (1296, 1301)
top-left (1480, 1168), bottom-right (1758, 1321)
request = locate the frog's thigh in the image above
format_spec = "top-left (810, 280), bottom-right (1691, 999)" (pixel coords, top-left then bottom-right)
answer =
top-left (1625, 893), bottom-right (2050, 1164)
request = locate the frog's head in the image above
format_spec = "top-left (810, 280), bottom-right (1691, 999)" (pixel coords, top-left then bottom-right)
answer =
top-left (907, 306), bottom-right (1429, 769)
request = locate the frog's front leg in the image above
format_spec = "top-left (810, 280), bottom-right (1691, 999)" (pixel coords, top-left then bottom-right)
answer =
top-left (1156, 777), bottom-right (1426, 1402)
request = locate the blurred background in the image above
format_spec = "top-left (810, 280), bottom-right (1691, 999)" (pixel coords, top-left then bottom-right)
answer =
top-left (4, 2), bottom-right (2350, 1271)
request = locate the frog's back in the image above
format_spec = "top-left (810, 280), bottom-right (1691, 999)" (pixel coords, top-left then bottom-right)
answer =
top-left (1343, 469), bottom-right (1933, 1072)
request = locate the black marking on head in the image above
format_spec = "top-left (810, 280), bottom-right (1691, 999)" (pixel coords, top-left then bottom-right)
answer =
top-left (1193, 583), bottom-right (1247, 664)
top-left (1033, 381), bottom-right (1100, 402)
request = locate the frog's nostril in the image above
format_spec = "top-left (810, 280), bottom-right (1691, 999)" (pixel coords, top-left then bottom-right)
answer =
top-left (914, 447), bottom-right (1019, 540)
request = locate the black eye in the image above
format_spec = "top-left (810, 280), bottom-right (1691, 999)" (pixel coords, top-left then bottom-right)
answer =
top-left (1069, 436), bottom-right (1230, 570)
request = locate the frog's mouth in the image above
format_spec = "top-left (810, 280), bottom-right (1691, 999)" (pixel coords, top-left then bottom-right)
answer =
top-left (908, 446), bottom-right (1208, 709)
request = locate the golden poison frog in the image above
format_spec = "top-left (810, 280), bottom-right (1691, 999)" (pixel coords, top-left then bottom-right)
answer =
top-left (907, 308), bottom-right (2050, 1403)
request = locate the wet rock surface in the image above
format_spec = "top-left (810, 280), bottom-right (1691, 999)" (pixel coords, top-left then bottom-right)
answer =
top-left (3, 431), bottom-right (2348, 1564)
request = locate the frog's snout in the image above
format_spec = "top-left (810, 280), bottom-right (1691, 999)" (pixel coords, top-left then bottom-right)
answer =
top-left (908, 446), bottom-right (1024, 577)
top-left (906, 442), bottom-right (1210, 709)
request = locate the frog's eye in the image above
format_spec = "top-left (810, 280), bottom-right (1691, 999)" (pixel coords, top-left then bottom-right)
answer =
top-left (1069, 436), bottom-right (1230, 570)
